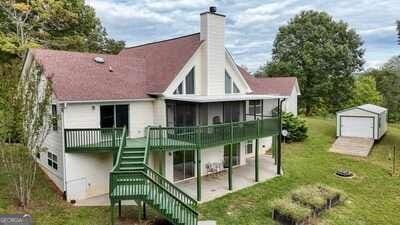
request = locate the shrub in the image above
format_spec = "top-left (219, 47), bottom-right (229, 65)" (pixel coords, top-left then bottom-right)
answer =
top-left (271, 197), bottom-right (312, 222)
top-left (281, 112), bottom-right (308, 142)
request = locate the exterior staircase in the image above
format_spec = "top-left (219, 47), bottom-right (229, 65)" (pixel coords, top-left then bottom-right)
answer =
top-left (109, 127), bottom-right (198, 225)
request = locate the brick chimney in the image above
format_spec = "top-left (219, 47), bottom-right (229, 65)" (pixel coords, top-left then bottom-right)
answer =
top-left (200, 7), bottom-right (226, 95)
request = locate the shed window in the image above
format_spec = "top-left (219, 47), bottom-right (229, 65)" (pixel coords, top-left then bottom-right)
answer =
top-left (185, 68), bottom-right (195, 94)
top-left (47, 152), bottom-right (58, 170)
top-left (246, 140), bottom-right (253, 154)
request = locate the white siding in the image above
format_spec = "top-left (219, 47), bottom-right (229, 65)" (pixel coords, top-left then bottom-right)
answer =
top-left (64, 103), bottom-right (99, 129)
top-left (283, 87), bottom-right (298, 116)
top-left (65, 153), bottom-right (113, 201)
top-left (40, 103), bottom-right (64, 191)
top-left (129, 101), bottom-right (154, 138)
top-left (201, 13), bottom-right (226, 95)
top-left (153, 99), bottom-right (166, 126)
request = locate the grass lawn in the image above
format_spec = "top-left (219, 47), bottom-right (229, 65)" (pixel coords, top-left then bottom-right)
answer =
top-left (198, 117), bottom-right (400, 225)
top-left (0, 117), bottom-right (399, 224)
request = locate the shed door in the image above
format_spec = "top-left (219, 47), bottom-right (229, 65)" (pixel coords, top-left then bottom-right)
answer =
top-left (341, 116), bottom-right (374, 138)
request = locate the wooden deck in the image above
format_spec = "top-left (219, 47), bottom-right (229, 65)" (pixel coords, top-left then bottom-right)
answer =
top-left (329, 137), bottom-right (374, 157)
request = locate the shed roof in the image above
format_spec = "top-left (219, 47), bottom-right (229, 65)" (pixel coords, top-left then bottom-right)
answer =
top-left (358, 104), bottom-right (387, 114)
top-left (338, 104), bottom-right (387, 115)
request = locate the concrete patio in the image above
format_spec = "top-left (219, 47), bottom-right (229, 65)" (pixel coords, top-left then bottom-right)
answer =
top-left (176, 154), bottom-right (278, 202)
top-left (75, 154), bottom-right (278, 206)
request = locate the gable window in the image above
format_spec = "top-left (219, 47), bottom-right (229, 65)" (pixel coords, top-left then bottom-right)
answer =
top-left (174, 67), bottom-right (195, 95)
top-left (225, 71), bottom-right (240, 94)
top-left (249, 100), bottom-right (262, 115)
top-left (47, 152), bottom-right (58, 170)
top-left (51, 104), bottom-right (58, 131)
top-left (174, 83), bottom-right (183, 94)
top-left (225, 72), bottom-right (232, 94)
top-left (185, 68), bottom-right (195, 94)
top-left (233, 83), bottom-right (240, 93)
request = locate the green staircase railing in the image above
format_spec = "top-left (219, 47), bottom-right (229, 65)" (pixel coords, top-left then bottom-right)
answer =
top-left (110, 127), bottom-right (198, 225)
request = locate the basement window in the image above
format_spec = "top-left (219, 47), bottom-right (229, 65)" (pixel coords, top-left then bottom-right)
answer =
top-left (47, 152), bottom-right (58, 170)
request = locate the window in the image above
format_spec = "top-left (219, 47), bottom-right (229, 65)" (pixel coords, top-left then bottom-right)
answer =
top-left (173, 67), bottom-right (195, 95)
top-left (173, 83), bottom-right (183, 94)
top-left (225, 71), bottom-right (232, 93)
top-left (185, 68), bottom-right (195, 94)
top-left (47, 152), bottom-right (58, 170)
top-left (233, 83), bottom-right (240, 93)
top-left (225, 71), bottom-right (240, 94)
top-left (249, 100), bottom-right (262, 115)
top-left (246, 140), bottom-right (253, 154)
top-left (51, 104), bottom-right (58, 131)
top-left (100, 105), bottom-right (129, 130)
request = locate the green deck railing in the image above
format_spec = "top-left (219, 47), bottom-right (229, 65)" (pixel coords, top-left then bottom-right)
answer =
top-left (148, 117), bottom-right (280, 150)
top-left (64, 128), bottom-right (123, 152)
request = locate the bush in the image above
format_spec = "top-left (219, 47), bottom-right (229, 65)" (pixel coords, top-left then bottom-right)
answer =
top-left (282, 112), bottom-right (308, 142)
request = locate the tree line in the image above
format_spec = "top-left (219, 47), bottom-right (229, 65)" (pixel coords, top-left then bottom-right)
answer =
top-left (256, 10), bottom-right (400, 122)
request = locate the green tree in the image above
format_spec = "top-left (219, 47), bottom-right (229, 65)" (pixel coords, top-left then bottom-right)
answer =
top-left (347, 75), bottom-right (383, 107)
top-left (0, 0), bottom-right (124, 141)
top-left (260, 11), bottom-right (364, 115)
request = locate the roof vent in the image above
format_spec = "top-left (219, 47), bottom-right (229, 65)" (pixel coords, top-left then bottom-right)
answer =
top-left (109, 66), bottom-right (114, 72)
top-left (209, 6), bottom-right (217, 13)
top-left (94, 57), bottom-right (105, 64)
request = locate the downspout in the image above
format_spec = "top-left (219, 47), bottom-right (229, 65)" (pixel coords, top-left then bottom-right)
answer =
top-left (277, 98), bottom-right (287, 175)
top-left (61, 102), bottom-right (67, 200)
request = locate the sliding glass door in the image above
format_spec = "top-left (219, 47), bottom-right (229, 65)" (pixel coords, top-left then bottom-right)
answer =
top-left (173, 150), bottom-right (195, 182)
top-left (100, 105), bottom-right (129, 130)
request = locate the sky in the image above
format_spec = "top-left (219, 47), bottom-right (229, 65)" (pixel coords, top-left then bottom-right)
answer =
top-left (86, 0), bottom-right (400, 72)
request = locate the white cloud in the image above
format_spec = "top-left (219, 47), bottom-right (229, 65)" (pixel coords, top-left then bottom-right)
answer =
top-left (86, 0), bottom-right (400, 72)
top-left (86, 0), bottom-right (173, 23)
top-left (359, 26), bottom-right (396, 35)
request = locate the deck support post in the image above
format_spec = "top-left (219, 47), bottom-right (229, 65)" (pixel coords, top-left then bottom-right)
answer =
top-left (228, 143), bottom-right (233, 190)
top-left (255, 138), bottom-right (259, 182)
top-left (277, 99), bottom-right (284, 175)
top-left (142, 202), bottom-right (147, 219)
top-left (118, 200), bottom-right (121, 218)
top-left (196, 147), bottom-right (202, 201)
top-left (228, 121), bottom-right (233, 191)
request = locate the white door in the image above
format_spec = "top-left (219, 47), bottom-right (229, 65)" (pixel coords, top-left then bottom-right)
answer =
top-left (341, 116), bottom-right (374, 138)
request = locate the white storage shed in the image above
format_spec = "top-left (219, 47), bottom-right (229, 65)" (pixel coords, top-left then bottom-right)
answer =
top-left (336, 104), bottom-right (388, 140)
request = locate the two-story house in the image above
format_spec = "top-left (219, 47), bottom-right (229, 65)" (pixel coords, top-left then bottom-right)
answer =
top-left (22, 7), bottom-right (300, 225)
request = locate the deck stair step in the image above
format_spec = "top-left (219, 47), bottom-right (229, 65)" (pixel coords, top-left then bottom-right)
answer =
top-left (110, 130), bottom-right (198, 225)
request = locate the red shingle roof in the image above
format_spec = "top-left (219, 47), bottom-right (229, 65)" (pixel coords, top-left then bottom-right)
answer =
top-left (31, 33), bottom-right (203, 101)
top-left (31, 32), bottom-right (297, 101)
top-left (119, 33), bottom-right (203, 94)
top-left (238, 66), bottom-right (298, 96)
top-left (31, 49), bottom-right (148, 101)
